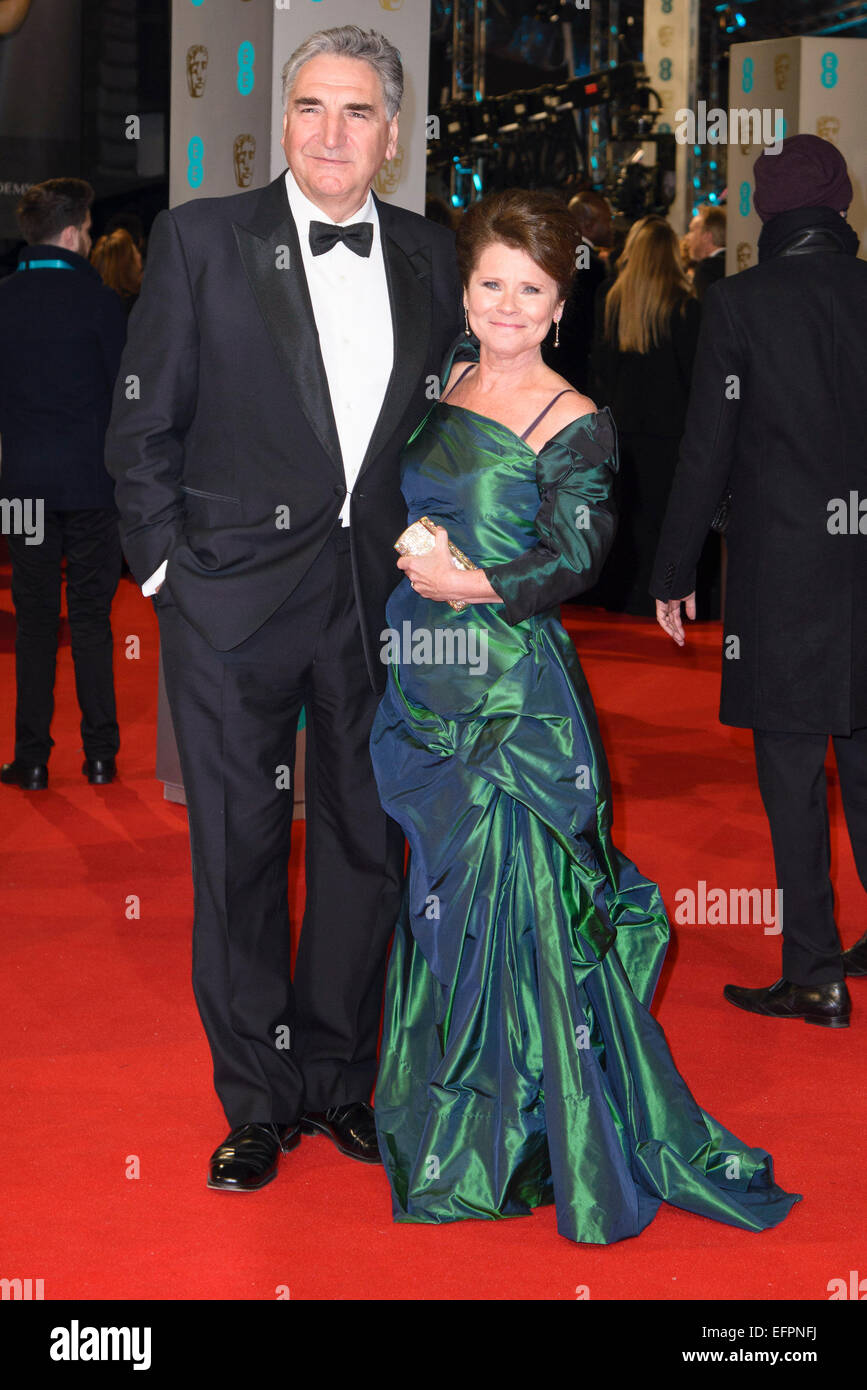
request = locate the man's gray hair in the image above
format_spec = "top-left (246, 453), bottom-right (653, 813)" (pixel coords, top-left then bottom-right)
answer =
top-left (281, 26), bottom-right (404, 121)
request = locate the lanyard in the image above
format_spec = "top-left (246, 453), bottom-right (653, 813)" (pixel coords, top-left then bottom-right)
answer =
top-left (17, 259), bottom-right (74, 270)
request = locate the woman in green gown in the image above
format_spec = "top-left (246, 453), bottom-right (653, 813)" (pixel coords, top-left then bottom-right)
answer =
top-left (369, 189), bottom-right (800, 1245)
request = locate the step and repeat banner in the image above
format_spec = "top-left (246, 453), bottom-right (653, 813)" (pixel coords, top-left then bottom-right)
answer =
top-left (169, 0), bottom-right (430, 213)
top-left (642, 0), bottom-right (699, 236)
top-left (726, 37), bottom-right (866, 275)
top-left (169, 0), bottom-right (274, 211)
top-left (0, 0), bottom-right (81, 239)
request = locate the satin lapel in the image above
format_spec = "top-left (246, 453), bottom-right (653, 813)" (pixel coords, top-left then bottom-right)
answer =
top-left (357, 197), bottom-right (432, 480)
top-left (232, 175), bottom-right (343, 475)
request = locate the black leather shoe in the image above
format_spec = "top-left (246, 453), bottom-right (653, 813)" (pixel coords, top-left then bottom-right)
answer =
top-left (1, 760), bottom-right (48, 790)
top-left (83, 757), bottom-right (116, 785)
top-left (301, 1102), bottom-right (381, 1164)
top-left (207, 1121), bottom-right (301, 1191)
top-left (842, 932), bottom-right (867, 978)
top-left (723, 977), bottom-right (850, 1028)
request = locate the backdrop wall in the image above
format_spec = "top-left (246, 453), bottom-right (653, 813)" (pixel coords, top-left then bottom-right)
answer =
top-left (726, 37), bottom-right (866, 276)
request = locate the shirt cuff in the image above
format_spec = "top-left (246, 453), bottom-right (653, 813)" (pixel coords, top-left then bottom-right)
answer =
top-left (142, 560), bottom-right (168, 597)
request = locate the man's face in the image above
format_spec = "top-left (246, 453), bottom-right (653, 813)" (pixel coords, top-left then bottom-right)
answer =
top-left (281, 54), bottom-right (398, 218)
top-left (686, 214), bottom-right (713, 261)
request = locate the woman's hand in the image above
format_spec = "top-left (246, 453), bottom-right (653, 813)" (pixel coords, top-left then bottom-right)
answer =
top-left (397, 526), bottom-right (460, 601)
top-left (397, 526), bottom-right (502, 605)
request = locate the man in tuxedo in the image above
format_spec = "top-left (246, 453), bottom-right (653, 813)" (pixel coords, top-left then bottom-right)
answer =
top-left (106, 25), bottom-right (462, 1189)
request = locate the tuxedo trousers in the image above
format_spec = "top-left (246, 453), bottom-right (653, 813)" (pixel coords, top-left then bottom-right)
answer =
top-left (7, 508), bottom-right (121, 764)
top-left (156, 527), bottom-right (404, 1125)
top-left (752, 727), bottom-right (867, 986)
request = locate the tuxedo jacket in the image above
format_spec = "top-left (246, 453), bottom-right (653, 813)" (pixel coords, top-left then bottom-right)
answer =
top-left (105, 173), bottom-right (462, 690)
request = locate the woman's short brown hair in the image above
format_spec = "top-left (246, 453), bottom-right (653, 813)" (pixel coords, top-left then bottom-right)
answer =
top-left (90, 228), bottom-right (142, 300)
top-left (456, 188), bottom-right (577, 301)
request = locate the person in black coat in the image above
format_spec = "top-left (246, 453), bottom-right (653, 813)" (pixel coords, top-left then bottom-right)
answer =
top-left (544, 190), bottom-right (612, 393)
top-left (106, 26), bottom-right (463, 1192)
top-left (589, 214), bottom-right (716, 616)
top-left (651, 135), bottom-right (867, 1028)
top-left (0, 178), bottom-right (126, 791)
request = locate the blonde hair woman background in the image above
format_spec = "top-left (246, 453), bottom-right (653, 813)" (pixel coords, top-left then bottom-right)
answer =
top-left (590, 215), bottom-right (719, 617)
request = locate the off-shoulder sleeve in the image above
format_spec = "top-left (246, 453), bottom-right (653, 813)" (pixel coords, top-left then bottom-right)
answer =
top-left (486, 408), bottom-right (619, 625)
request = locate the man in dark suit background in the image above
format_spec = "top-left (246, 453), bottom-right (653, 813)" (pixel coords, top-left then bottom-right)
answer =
top-left (651, 136), bottom-right (867, 1029)
top-left (0, 178), bottom-right (126, 791)
top-left (106, 25), bottom-right (462, 1189)
top-left (686, 204), bottom-right (726, 301)
top-left (545, 191), bottom-right (612, 394)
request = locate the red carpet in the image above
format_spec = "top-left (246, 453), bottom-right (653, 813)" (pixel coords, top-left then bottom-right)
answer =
top-left (1, 555), bottom-right (864, 1301)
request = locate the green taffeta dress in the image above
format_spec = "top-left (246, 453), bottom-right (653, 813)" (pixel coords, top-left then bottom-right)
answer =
top-left (369, 341), bottom-right (801, 1245)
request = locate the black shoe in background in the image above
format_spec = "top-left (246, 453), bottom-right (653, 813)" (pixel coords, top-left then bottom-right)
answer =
top-left (83, 757), bottom-right (116, 784)
top-left (1, 760), bottom-right (48, 790)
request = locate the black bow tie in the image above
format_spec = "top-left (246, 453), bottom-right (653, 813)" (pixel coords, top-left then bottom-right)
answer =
top-left (309, 220), bottom-right (373, 258)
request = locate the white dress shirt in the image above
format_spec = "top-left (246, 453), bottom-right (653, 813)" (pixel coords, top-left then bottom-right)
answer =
top-left (142, 167), bottom-right (394, 595)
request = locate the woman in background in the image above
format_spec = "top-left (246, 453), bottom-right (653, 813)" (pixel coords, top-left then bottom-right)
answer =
top-left (90, 227), bottom-right (142, 316)
top-left (590, 215), bottom-right (718, 616)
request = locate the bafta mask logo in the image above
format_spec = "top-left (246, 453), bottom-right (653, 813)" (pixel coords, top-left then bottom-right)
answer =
top-left (233, 134), bottom-right (256, 189)
top-left (736, 242), bottom-right (752, 271)
top-left (816, 115), bottom-right (841, 144)
top-left (186, 45), bottom-right (208, 100)
top-left (373, 146), bottom-right (405, 197)
top-left (658, 25), bottom-right (674, 47)
top-left (774, 54), bottom-right (791, 91)
top-left (379, 0), bottom-right (405, 10)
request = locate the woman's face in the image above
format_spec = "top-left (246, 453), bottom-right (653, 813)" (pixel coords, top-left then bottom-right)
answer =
top-left (464, 242), bottom-right (562, 358)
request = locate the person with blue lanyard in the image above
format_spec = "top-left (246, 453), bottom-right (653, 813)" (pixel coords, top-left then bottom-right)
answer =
top-left (0, 178), bottom-right (127, 790)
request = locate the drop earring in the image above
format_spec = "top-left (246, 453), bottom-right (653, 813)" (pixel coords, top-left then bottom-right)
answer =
top-left (554, 318), bottom-right (561, 348)
top-left (464, 306), bottom-right (471, 336)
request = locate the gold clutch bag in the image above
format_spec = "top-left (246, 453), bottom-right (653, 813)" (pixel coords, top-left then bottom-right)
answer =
top-left (394, 516), bottom-right (476, 612)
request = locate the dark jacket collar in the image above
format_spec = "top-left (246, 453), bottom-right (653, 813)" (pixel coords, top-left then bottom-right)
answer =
top-left (17, 243), bottom-right (99, 276)
top-left (758, 206), bottom-right (860, 263)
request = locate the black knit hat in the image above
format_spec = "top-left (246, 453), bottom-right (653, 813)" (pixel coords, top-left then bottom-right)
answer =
top-left (753, 133), bottom-right (852, 222)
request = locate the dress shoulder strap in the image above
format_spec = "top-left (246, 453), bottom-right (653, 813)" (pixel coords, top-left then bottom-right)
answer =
top-left (520, 389), bottom-right (577, 441)
top-left (441, 363), bottom-right (476, 402)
